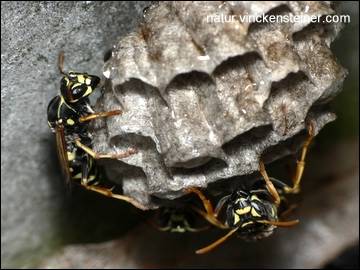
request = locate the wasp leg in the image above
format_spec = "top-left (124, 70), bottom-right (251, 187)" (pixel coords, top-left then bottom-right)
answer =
top-left (186, 187), bottom-right (215, 215)
top-left (186, 187), bottom-right (228, 229)
top-left (81, 183), bottom-right (148, 210)
top-left (75, 139), bottom-right (137, 160)
top-left (80, 154), bottom-right (91, 185)
top-left (190, 206), bottom-right (228, 229)
top-left (259, 160), bottom-right (281, 207)
top-left (280, 203), bottom-right (298, 219)
top-left (79, 110), bottom-right (123, 123)
top-left (79, 154), bottom-right (99, 186)
top-left (75, 154), bottom-right (146, 210)
top-left (195, 227), bottom-right (239, 254)
top-left (285, 121), bottom-right (315, 194)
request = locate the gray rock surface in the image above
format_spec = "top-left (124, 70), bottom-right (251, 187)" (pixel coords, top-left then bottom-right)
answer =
top-left (1, 1), bottom-right (150, 268)
top-left (94, 1), bottom-right (347, 208)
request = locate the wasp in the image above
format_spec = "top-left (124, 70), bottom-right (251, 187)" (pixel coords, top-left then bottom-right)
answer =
top-left (186, 121), bottom-right (315, 254)
top-left (47, 51), bottom-right (147, 210)
top-left (150, 206), bottom-right (210, 233)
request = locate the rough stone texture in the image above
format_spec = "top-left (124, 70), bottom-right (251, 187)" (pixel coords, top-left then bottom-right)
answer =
top-left (1, 1), bottom-right (150, 268)
top-left (94, 1), bottom-right (347, 208)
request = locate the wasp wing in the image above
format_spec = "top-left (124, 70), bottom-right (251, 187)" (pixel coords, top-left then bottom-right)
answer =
top-left (55, 125), bottom-right (72, 189)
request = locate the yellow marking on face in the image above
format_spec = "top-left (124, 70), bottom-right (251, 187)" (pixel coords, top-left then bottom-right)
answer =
top-left (236, 206), bottom-right (251, 215)
top-left (85, 78), bottom-right (91, 85)
top-left (251, 195), bottom-right (261, 201)
top-left (235, 197), bottom-right (247, 204)
top-left (77, 75), bottom-right (85, 83)
top-left (73, 173), bottom-right (82, 179)
top-left (84, 86), bottom-right (93, 96)
top-left (66, 118), bottom-right (75, 125)
top-left (241, 221), bottom-right (254, 228)
top-left (233, 213), bottom-right (240, 224)
top-left (251, 207), bottom-right (261, 217)
top-left (67, 151), bottom-right (75, 161)
top-left (47, 121), bottom-right (52, 128)
top-left (64, 77), bottom-right (70, 85)
top-left (72, 83), bottom-right (82, 89)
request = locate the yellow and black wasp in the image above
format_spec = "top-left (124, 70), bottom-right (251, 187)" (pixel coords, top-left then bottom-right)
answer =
top-left (150, 205), bottom-right (210, 233)
top-left (47, 52), bottom-right (146, 210)
top-left (186, 121), bottom-right (315, 254)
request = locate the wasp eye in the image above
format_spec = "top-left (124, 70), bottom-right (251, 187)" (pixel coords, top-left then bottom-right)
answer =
top-left (72, 88), bottom-right (80, 95)
top-left (72, 84), bottom-right (87, 96)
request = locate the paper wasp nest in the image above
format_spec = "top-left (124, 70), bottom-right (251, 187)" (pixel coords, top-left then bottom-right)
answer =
top-left (93, 1), bottom-right (347, 209)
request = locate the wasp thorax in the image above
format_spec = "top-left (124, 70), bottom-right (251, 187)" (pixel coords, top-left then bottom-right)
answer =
top-left (226, 190), bottom-right (278, 240)
top-left (60, 72), bottom-right (100, 103)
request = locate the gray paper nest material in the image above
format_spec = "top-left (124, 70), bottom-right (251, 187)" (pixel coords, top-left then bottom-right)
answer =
top-left (93, 1), bottom-right (347, 209)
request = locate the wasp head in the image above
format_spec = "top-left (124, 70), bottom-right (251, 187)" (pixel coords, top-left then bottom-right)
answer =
top-left (60, 72), bottom-right (100, 103)
top-left (157, 207), bottom-right (198, 233)
top-left (226, 190), bottom-right (278, 241)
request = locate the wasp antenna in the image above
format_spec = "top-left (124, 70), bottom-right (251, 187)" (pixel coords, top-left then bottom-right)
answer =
top-left (257, 219), bottom-right (299, 227)
top-left (195, 227), bottom-right (239, 254)
top-left (58, 51), bottom-right (66, 75)
top-left (187, 225), bottom-right (210, 233)
top-left (148, 217), bottom-right (171, 232)
top-left (190, 205), bottom-right (228, 229)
